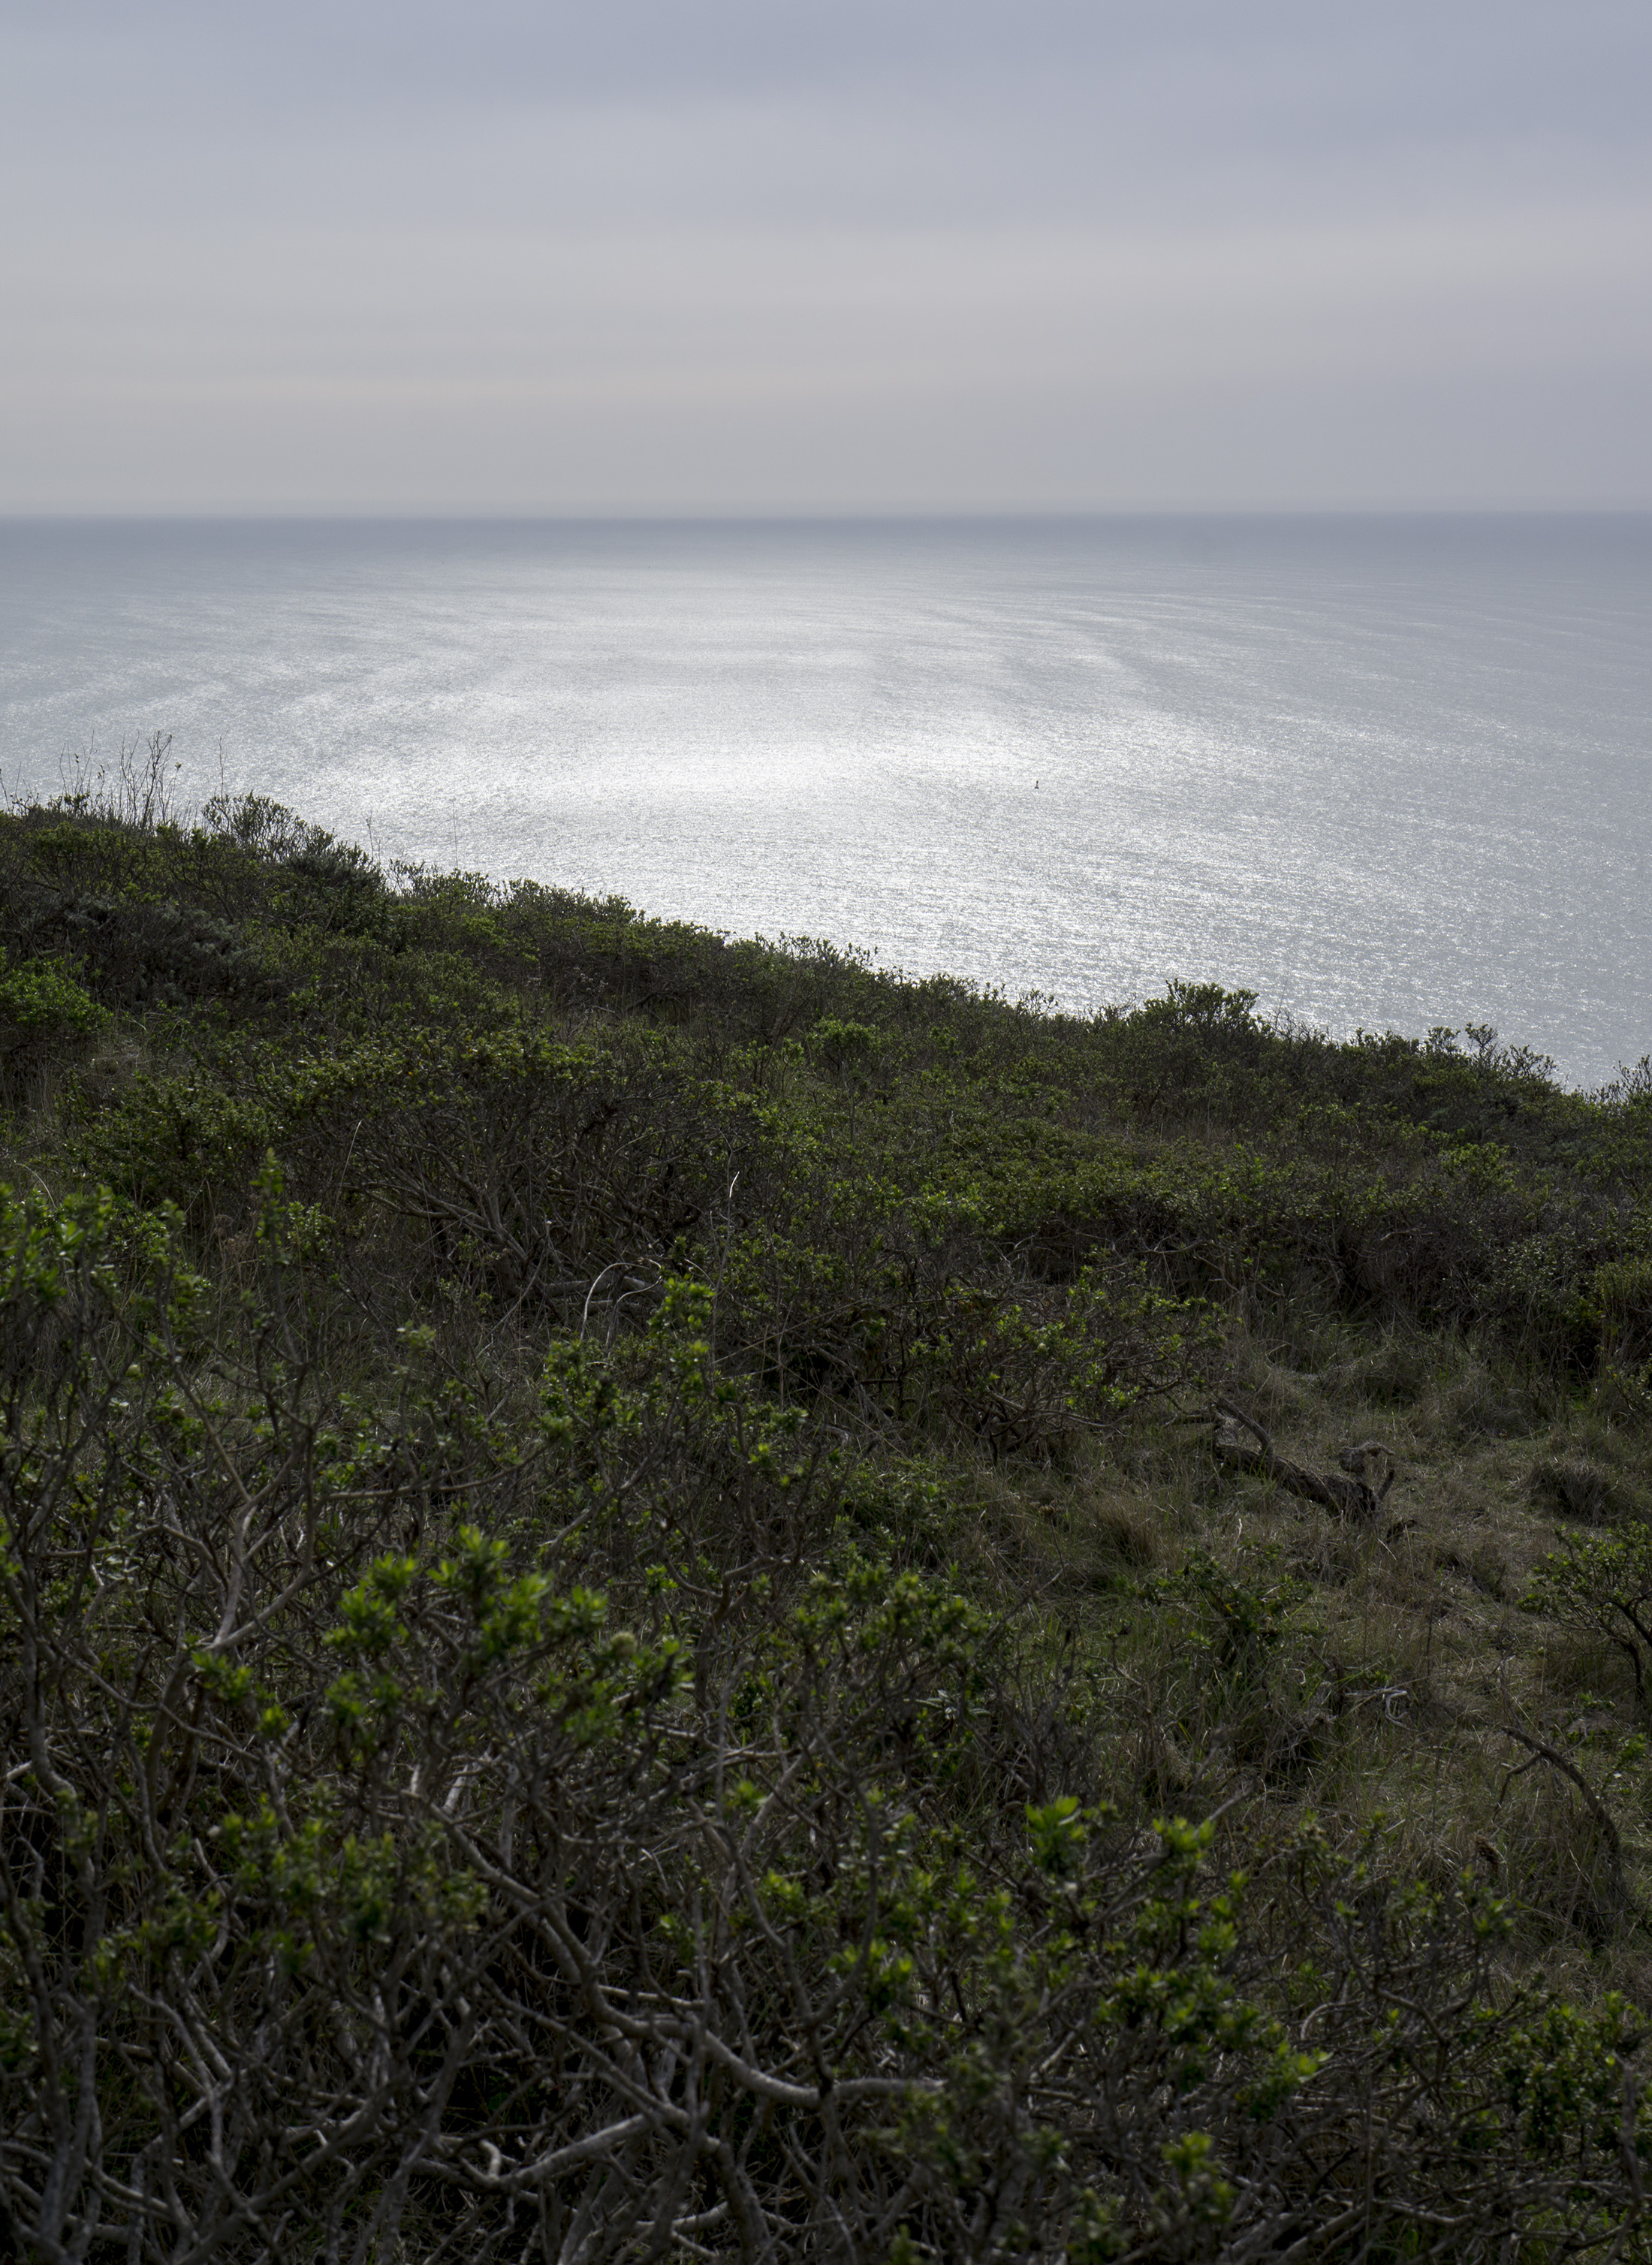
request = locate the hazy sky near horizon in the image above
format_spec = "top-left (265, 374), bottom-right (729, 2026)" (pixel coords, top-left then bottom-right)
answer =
top-left (4, 1), bottom-right (1650, 513)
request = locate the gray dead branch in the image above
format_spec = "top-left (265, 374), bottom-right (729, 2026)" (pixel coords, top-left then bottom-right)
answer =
top-left (1213, 1399), bottom-right (1397, 1523)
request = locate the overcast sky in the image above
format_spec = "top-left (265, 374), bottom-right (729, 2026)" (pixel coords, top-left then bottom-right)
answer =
top-left (4, 0), bottom-right (1650, 512)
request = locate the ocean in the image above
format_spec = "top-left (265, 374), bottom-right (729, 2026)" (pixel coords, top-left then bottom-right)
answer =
top-left (1, 513), bottom-right (1647, 1088)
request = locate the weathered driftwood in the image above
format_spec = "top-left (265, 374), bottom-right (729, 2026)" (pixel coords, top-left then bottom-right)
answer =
top-left (1213, 1399), bottom-right (1396, 1523)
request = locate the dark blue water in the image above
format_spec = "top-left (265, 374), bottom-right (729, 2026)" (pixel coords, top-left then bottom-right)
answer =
top-left (2, 514), bottom-right (1647, 1086)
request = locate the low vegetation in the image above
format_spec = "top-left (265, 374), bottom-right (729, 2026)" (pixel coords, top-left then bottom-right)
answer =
top-left (2, 768), bottom-right (1651, 2261)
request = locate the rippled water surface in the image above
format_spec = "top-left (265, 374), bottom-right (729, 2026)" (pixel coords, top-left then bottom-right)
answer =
top-left (1, 514), bottom-right (1647, 1085)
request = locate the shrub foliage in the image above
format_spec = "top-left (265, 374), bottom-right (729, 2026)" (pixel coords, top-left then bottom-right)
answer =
top-left (2, 794), bottom-right (1650, 2260)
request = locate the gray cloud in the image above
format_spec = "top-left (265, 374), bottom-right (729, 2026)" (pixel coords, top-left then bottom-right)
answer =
top-left (3, 2), bottom-right (1649, 508)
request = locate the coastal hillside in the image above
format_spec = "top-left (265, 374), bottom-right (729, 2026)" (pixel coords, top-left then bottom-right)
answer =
top-left (3, 778), bottom-right (1652, 2262)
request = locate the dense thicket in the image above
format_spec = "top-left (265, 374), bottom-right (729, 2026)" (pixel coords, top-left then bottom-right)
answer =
top-left (2, 785), bottom-right (1650, 2263)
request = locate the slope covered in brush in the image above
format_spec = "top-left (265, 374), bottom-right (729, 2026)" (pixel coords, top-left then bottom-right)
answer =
top-left (2, 790), bottom-right (1652, 2262)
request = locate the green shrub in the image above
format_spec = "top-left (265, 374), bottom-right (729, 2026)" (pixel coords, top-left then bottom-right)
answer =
top-left (1524, 1526), bottom-right (1652, 1708)
top-left (0, 952), bottom-right (108, 1042)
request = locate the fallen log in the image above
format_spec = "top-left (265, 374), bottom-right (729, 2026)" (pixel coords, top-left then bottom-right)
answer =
top-left (1213, 1399), bottom-right (1395, 1523)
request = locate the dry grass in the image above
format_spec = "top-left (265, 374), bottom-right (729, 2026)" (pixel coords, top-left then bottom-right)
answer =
top-left (1025, 1312), bottom-right (1652, 1978)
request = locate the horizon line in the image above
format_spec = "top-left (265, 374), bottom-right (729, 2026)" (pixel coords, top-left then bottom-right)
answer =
top-left (5, 502), bottom-right (1652, 525)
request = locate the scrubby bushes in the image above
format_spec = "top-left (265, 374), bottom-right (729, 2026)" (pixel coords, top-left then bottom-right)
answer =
top-left (5, 1191), bottom-right (1651, 2262)
top-left (3, 792), bottom-right (1652, 2259)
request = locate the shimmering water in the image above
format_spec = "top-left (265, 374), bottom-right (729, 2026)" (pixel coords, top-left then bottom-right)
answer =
top-left (1, 514), bottom-right (1647, 1087)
